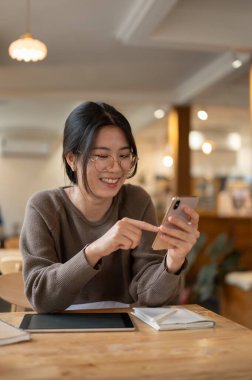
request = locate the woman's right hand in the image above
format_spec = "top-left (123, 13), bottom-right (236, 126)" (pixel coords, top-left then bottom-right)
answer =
top-left (84, 217), bottom-right (159, 267)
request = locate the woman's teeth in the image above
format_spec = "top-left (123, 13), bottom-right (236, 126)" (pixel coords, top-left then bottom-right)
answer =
top-left (101, 178), bottom-right (119, 184)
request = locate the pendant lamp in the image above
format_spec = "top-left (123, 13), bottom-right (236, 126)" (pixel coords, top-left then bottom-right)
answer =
top-left (8, 0), bottom-right (47, 62)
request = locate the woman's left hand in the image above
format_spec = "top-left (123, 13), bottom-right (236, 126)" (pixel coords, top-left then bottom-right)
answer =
top-left (158, 205), bottom-right (200, 274)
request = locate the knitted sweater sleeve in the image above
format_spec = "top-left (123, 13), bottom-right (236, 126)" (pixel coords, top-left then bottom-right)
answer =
top-left (127, 192), bottom-right (184, 306)
top-left (20, 193), bottom-right (101, 313)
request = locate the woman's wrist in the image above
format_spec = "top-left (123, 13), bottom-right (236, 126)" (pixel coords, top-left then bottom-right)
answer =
top-left (83, 244), bottom-right (102, 268)
top-left (165, 251), bottom-right (185, 274)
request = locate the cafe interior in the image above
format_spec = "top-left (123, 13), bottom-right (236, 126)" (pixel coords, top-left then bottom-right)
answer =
top-left (0, 0), bottom-right (252, 330)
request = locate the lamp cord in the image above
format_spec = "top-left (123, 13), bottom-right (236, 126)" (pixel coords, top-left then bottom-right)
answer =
top-left (26, 0), bottom-right (31, 33)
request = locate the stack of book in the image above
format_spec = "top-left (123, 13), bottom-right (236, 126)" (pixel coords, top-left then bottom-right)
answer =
top-left (131, 307), bottom-right (215, 330)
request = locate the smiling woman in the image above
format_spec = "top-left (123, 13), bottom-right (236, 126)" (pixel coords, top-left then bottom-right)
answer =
top-left (19, 101), bottom-right (200, 313)
top-left (65, 125), bottom-right (137, 204)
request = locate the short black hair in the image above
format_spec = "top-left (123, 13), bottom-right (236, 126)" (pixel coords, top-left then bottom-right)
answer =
top-left (62, 101), bottom-right (138, 192)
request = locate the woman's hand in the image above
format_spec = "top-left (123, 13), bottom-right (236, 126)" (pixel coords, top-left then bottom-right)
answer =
top-left (85, 218), bottom-right (159, 267)
top-left (158, 205), bottom-right (200, 274)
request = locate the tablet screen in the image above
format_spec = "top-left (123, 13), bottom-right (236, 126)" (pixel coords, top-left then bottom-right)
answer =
top-left (19, 312), bottom-right (135, 332)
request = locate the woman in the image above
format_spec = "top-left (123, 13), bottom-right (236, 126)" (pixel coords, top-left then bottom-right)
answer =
top-left (20, 101), bottom-right (199, 313)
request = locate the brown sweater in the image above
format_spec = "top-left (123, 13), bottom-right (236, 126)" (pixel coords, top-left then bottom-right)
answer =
top-left (20, 184), bottom-right (183, 313)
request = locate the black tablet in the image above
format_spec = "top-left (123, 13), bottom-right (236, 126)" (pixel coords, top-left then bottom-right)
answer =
top-left (19, 312), bottom-right (136, 332)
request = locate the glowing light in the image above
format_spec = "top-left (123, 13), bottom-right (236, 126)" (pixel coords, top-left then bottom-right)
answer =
top-left (202, 142), bottom-right (213, 155)
top-left (189, 131), bottom-right (204, 150)
top-left (232, 59), bottom-right (242, 69)
top-left (227, 133), bottom-right (241, 150)
top-left (154, 109), bottom-right (165, 119)
top-left (197, 110), bottom-right (208, 121)
top-left (9, 33), bottom-right (47, 62)
top-left (8, 0), bottom-right (47, 62)
top-left (162, 155), bottom-right (173, 167)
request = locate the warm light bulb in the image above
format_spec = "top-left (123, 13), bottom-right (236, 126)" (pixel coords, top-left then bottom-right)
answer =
top-left (197, 110), bottom-right (208, 121)
top-left (202, 142), bottom-right (213, 155)
top-left (162, 155), bottom-right (173, 167)
top-left (227, 133), bottom-right (241, 150)
top-left (232, 59), bottom-right (242, 69)
top-left (154, 109), bottom-right (165, 119)
top-left (189, 131), bottom-right (204, 150)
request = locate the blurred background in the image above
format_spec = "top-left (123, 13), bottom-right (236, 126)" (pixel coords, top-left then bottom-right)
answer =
top-left (0, 0), bottom-right (252, 323)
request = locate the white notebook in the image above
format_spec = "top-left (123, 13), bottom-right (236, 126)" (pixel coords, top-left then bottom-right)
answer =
top-left (131, 307), bottom-right (215, 331)
top-left (0, 318), bottom-right (31, 346)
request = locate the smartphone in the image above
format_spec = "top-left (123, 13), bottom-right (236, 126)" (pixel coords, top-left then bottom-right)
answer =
top-left (152, 196), bottom-right (199, 251)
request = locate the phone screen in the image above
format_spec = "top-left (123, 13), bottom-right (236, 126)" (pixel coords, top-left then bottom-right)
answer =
top-left (152, 196), bottom-right (199, 251)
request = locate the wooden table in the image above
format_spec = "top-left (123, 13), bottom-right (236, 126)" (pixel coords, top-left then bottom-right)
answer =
top-left (0, 305), bottom-right (252, 380)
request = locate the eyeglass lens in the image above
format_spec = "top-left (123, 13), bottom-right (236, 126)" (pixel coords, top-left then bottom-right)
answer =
top-left (92, 154), bottom-right (136, 171)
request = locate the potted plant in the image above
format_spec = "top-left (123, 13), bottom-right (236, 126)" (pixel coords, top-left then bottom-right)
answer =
top-left (191, 233), bottom-right (243, 312)
top-left (179, 232), bottom-right (243, 312)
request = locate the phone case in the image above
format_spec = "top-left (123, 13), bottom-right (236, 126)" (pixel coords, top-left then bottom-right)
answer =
top-left (152, 196), bottom-right (199, 251)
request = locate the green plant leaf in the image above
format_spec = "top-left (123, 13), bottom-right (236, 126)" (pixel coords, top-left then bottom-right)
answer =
top-left (219, 250), bottom-right (242, 279)
top-left (204, 233), bottom-right (233, 259)
top-left (194, 263), bottom-right (218, 302)
top-left (185, 233), bottom-right (207, 272)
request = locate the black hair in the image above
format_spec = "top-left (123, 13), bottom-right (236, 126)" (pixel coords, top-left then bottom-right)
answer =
top-left (62, 101), bottom-right (138, 192)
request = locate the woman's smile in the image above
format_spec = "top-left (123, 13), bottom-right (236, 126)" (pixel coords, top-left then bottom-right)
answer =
top-left (100, 177), bottom-right (120, 184)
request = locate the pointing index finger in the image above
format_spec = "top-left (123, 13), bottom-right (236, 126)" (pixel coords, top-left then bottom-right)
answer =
top-left (127, 218), bottom-right (159, 232)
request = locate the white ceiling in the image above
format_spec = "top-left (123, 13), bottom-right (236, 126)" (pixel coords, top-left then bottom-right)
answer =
top-left (0, 0), bottom-right (251, 142)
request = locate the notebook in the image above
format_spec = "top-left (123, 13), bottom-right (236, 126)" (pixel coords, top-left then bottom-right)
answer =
top-left (131, 307), bottom-right (215, 330)
top-left (0, 319), bottom-right (31, 346)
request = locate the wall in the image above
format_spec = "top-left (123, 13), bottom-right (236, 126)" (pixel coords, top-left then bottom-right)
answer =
top-left (0, 143), bottom-right (66, 236)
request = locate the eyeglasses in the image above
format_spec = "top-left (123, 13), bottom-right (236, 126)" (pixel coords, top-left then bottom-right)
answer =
top-left (89, 153), bottom-right (138, 172)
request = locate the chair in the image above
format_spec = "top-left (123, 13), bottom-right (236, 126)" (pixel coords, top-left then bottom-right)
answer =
top-left (4, 237), bottom-right (20, 249)
top-left (0, 272), bottom-right (33, 312)
top-left (220, 272), bottom-right (252, 329)
top-left (0, 256), bottom-right (22, 274)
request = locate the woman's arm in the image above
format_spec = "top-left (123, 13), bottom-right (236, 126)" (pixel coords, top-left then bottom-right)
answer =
top-left (20, 202), bottom-right (100, 313)
top-left (129, 199), bottom-right (199, 306)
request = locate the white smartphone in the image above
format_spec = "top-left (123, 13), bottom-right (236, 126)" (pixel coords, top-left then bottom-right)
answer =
top-left (152, 196), bottom-right (199, 251)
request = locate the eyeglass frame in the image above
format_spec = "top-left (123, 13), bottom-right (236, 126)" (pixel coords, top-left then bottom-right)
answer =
top-left (89, 152), bottom-right (139, 173)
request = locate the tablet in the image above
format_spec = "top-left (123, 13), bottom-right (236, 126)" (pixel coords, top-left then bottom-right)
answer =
top-left (19, 312), bottom-right (136, 332)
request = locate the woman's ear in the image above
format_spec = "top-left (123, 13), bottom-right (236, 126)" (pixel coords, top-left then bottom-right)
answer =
top-left (65, 152), bottom-right (76, 172)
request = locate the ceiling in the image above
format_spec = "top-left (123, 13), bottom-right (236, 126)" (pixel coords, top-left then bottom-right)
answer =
top-left (0, 0), bottom-right (252, 144)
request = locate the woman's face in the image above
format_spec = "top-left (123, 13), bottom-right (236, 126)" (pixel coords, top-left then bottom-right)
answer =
top-left (78, 125), bottom-right (132, 200)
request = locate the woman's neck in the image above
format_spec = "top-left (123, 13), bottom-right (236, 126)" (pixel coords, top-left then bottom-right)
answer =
top-left (66, 186), bottom-right (113, 222)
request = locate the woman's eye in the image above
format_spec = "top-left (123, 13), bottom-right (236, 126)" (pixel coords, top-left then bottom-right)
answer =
top-left (120, 154), bottom-right (130, 159)
top-left (95, 154), bottom-right (108, 160)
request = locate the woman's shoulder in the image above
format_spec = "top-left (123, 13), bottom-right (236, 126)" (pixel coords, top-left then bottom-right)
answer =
top-left (121, 183), bottom-right (151, 202)
top-left (27, 187), bottom-right (66, 212)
